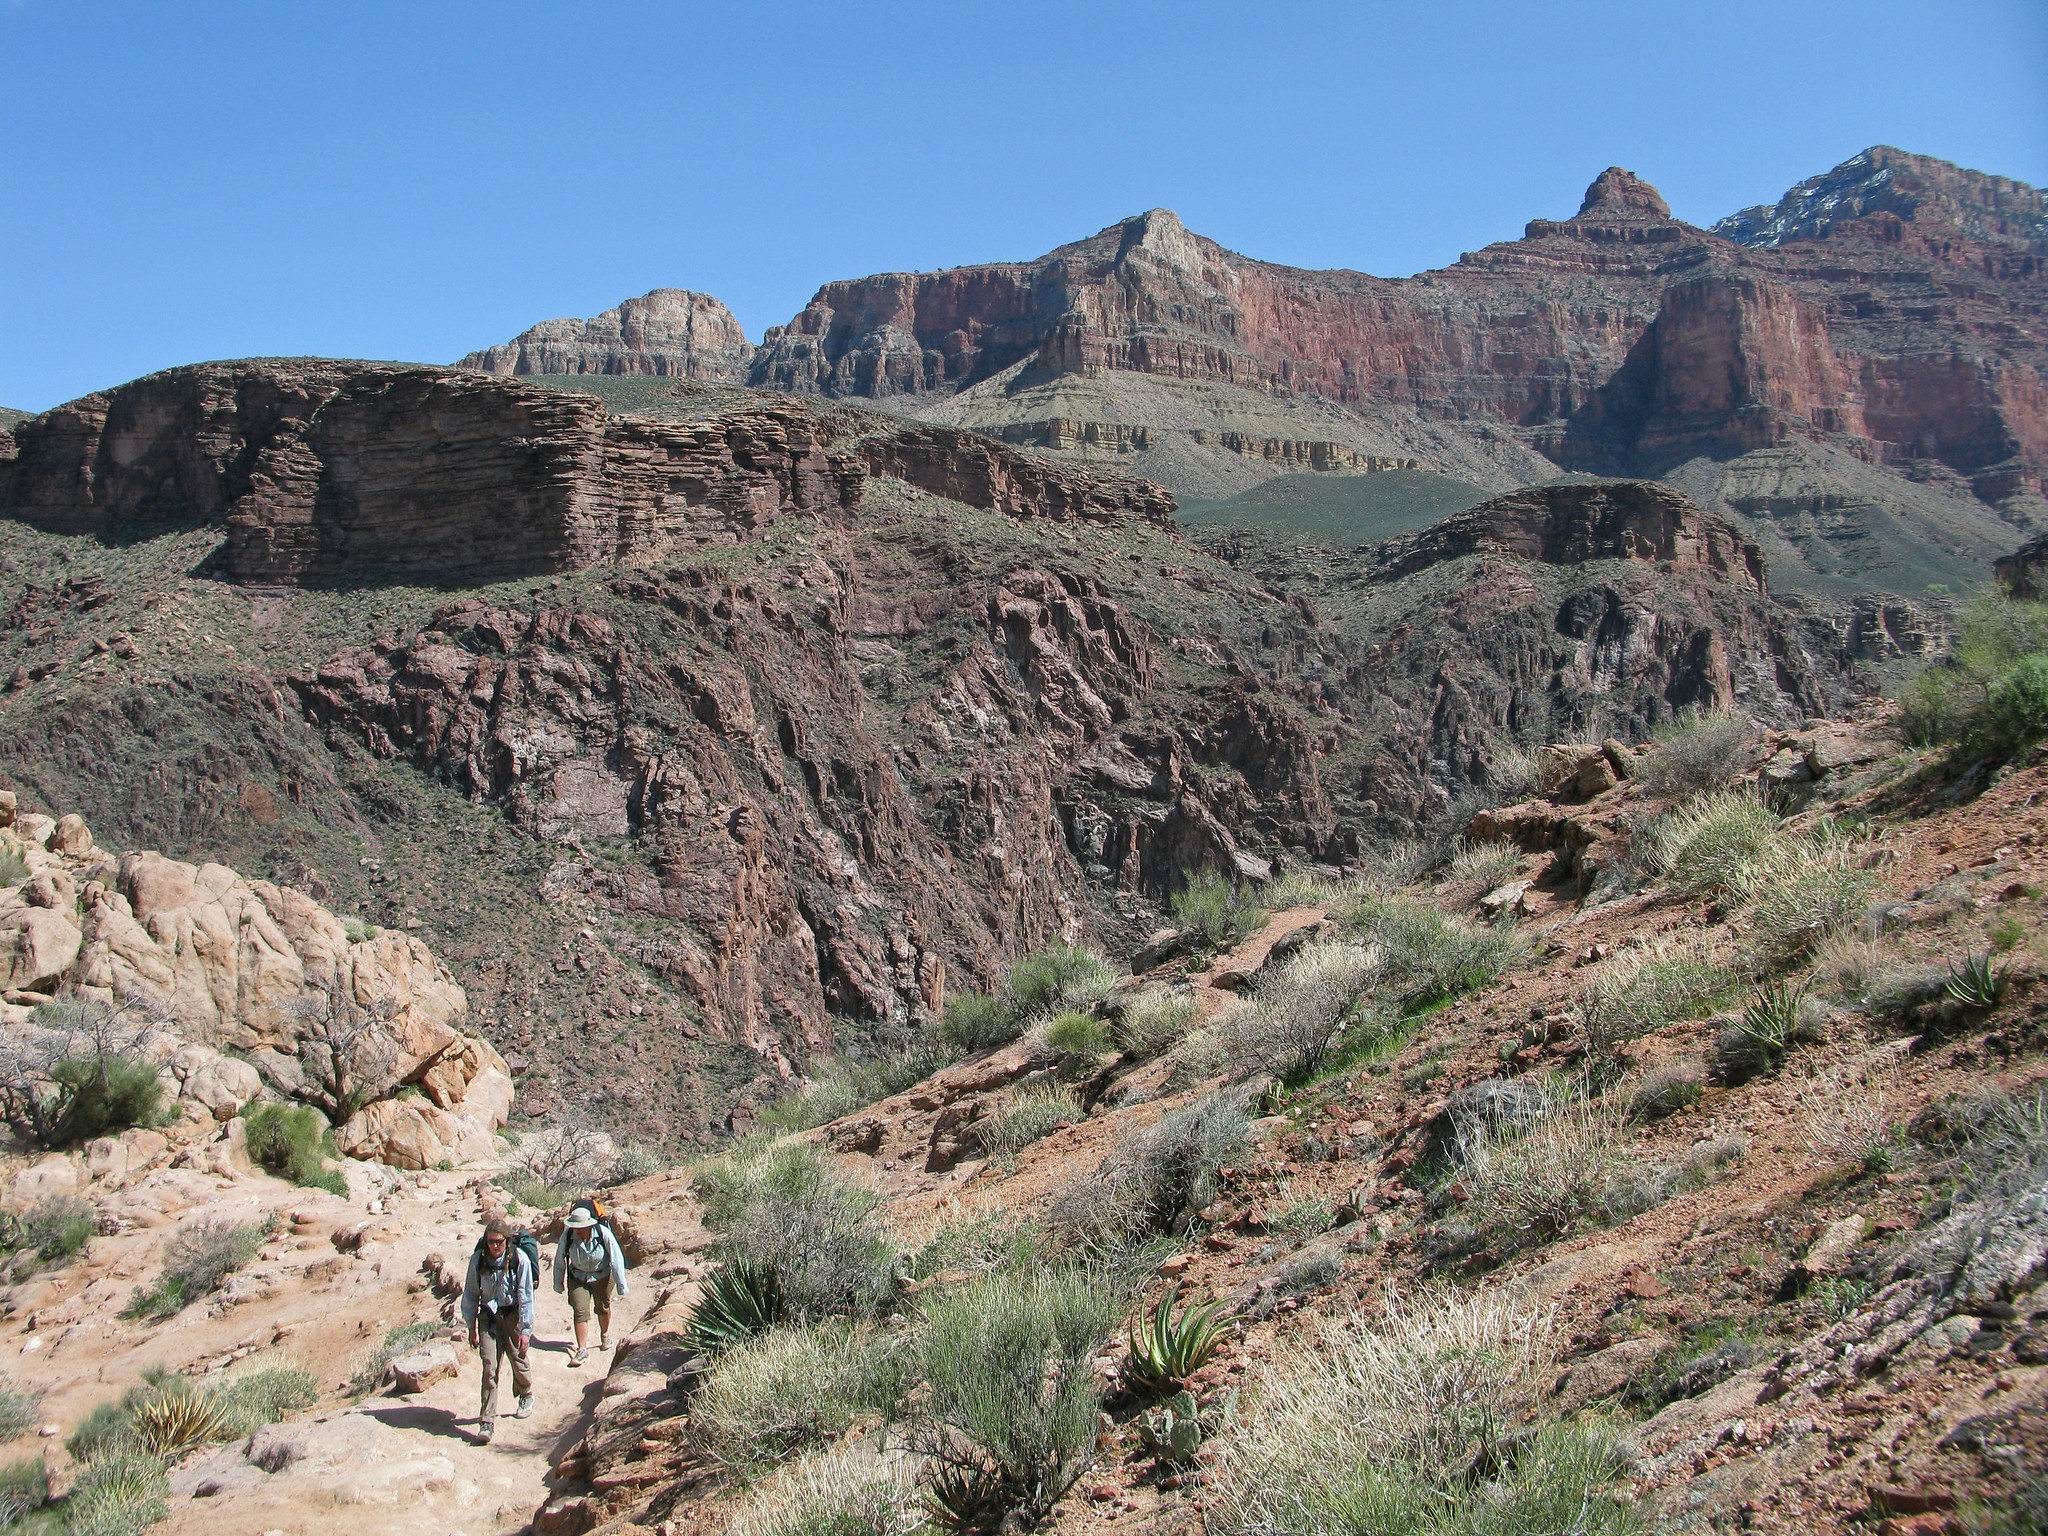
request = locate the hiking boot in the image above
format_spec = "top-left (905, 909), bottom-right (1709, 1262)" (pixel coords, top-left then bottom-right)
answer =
top-left (569, 1347), bottom-right (585, 1367)
top-left (514, 1394), bottom-right (533, 1419)
top-left (476, 1420), bottom-right (494, 1444)
top-left (599, 1333), bottom-right (610, 1350)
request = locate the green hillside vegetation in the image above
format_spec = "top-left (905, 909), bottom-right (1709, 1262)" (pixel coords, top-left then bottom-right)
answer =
top-left (1176, 470), bottom-right (1492, 545)
top-left (0, 408), bottom-right (33, 429)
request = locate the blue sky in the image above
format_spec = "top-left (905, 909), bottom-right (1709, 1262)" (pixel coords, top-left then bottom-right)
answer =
top-left (3, 0), bottom-right (2044, 411)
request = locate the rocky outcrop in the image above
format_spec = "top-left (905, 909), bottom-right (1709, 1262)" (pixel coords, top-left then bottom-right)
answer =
top-left (860, 424), bottom-right (1177, 530)
top-left (1997, 530), bottom-right (2048, 600)
top-left (1373, 480), bottom-right (1766, 591)
top-left (456, 288), bottom-right (753, 381)
top-left (0, 361), bottom-right (864, 586)
top-left (0, 791), bottom-right (510, 1165)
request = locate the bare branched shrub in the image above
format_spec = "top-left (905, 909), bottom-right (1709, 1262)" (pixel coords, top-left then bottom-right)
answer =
top-left (1456, 1092), bottom-right (1627, 1253)
top-left (1629, 1058), bottom-right (1705, 1121)
top-left (1635, 711), bottom-right (1754, 798)
top-left (510, 1114), bottom-right (615, 1197)
top-left (1806, 1090), bottom-right (1899, 1172)
top-left (1814, 930), bottom-right (1893, 1001)
top-left (280, 973), bottom-right (401, 1122)
top-left (1218, 942), bottom-right (1378, 1083)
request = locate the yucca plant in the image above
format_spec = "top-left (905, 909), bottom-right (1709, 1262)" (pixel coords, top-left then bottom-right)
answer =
top-left (684, 1259), bottom-right (783, 1355)
top-left (1736, 979), bottom-right (1810, 1056)
top-left (923, 1461), bottom-right (1013, 1535)
top-left (1124, 1281), bottom-right (1225, 1395)
top-left (130, 1388), bottom-right (232, 1456)
top-left (1946, 951), bottom-right (2011, 1009)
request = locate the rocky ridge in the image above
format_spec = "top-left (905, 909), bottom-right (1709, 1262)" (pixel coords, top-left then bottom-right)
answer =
top-left (457, 288), bottom-right (754, 382)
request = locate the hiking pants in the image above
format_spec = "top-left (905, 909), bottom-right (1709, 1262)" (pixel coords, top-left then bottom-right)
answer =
top-left (568, 1274), bottom-right (612, 1328)
top-left (477, 1309), bottom-right (530, 1417)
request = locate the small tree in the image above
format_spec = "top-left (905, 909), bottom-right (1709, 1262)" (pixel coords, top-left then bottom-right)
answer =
top-left (282, 973), bottom-right (400, 1122)
top-left (0, 997), bottom-right (168, 1150)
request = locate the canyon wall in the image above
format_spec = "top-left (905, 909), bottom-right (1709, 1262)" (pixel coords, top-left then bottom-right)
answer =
top-left (457, 287), bottom-right (754, 381)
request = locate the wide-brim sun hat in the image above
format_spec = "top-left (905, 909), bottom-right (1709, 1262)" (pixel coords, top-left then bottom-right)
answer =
top-left (564, 1210), bottom-right (598, 1229)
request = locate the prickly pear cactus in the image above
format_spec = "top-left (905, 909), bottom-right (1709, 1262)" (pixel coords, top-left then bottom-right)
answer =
top-left (1138, 1390), bottom-right (1205, 1463)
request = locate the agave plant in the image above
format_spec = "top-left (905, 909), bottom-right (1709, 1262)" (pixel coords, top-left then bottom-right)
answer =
top-left (1945, 951), bottom-right (2010, 1009)
top-left (130, 1388), bottom-right (232, 1456)
top-left (683, 1259), bottom-right (783, 1355)
top-left (1124, 1281), bottom-right (1225, 1395)
top-left (923, 1461), bottom-right (1013, 1536)
top-left (1736, 979), bottom-right (1810, 1056)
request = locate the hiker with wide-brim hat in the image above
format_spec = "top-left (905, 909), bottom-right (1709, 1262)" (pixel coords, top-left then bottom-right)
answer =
top-left (462, 1215), bottom-right (535, 1442)
top-left (555, 1201), bottom-right (630, 1367)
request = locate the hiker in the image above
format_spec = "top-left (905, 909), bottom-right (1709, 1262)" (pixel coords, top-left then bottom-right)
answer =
top-left (462, 1215), bottom-right (535, 1443)
top-left (555, 1199), bottom-right (630, 1367)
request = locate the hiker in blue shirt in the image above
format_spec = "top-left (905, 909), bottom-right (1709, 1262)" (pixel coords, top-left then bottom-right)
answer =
top-left (555, 1203), bottom-right (630, 1367)
top-left (462, 1216), bottom-right (535, 1443)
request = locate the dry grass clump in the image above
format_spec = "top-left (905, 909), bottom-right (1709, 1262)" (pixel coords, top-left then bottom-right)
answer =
top-left (1210, 1290), bottom-right (1637, 1536)
top-left (1746, 851), bottom-right (1882, 964)
top-left (1444, 840), bottom-right (1522, 890)
top-left (694, 1140), bottom-right (897, 1322)
top-left (1629, 1057), bottom-right (1706, 1120)
top-left (1106, 989), bottom-right (1199, 1058)
top-left (973, 1084), bottom-right (1081, 1167)
top-left (1342, 895), bottom-right (1528, 1012)
top-left (721, 1446), bottom-right (927, 1536)
top-left (1214, 942), bottom-right (1379, 1083)
top-left (759, 1043), bottom-right (951, 1134)
top-left (695, 1321), bottom-right (908, 1467)
top-left (1635, 711), bottom-right (1754, 798)
top-left (1578, 949), bottom-right (1729, 1066)
top-left (1634, 790), bottom-right (1782, 898)
top-left (1805, 1090), bottom-right (1901, 1173)
top-left (1046, 1091), bottom-right (1249, 1254)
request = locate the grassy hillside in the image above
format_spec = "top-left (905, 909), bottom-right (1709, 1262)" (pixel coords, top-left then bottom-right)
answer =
top-left (1176, 469), bottom-right (1492, 543)
top-left (0, 407), bottom-right (32, 429)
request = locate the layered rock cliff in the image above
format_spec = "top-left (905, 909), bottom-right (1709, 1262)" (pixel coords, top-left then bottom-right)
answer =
top-left (457, 287), bottom-right (754, 381)
top-left (0, 361), bottom-right (1175, 586)
top-left (745, 157), bottom-right (2046, 503)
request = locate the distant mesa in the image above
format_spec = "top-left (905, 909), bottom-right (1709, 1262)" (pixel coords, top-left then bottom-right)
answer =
top-left (456, 287), bottom-right (753, 382)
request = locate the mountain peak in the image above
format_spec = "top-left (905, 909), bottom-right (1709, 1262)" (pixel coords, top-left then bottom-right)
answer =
top-left (1714, 146), bottom-right (2048, 251)
top-left (1575, 167), bottom-right (1672, 222)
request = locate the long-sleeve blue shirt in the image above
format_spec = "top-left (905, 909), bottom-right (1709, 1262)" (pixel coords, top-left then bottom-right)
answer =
top-left (462, 1244), bottom-right (534, 1332)
top-left (554, 1223), bottom-right (630, 1296)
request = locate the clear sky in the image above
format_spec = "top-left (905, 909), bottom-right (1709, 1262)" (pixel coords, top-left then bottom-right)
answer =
top-left (3, 0), bottom-right (2044, 412)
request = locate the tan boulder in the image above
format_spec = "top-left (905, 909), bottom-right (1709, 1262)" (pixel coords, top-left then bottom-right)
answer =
top-left (12, 1156), bottom-right (80, 1206)
top-left (49, 815), bottom-right (93, 858)
top-left (387, 1338), bottom-right (460, 1394)
top-left (164, 1044), bottom-right (264, 1120)
top-left (0, 790), bottom-right (14, 829)
top-left (14, 814), bottom-right (54, 849)
top-left (0, 907), bottom-right (82, 991)
top-left (335, 1098), bottom-right (458, 1171)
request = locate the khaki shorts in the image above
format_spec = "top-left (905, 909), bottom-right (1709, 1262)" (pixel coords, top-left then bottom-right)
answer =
top-left (568, 1274), bottom-right (612, 1325)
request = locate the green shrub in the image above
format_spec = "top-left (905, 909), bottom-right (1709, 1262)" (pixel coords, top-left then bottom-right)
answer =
top-left (45, 1053), bottom-right (165, 1148)
top-left (1900, 593), bottom-right (2048, 754)
top-left (0, 849), bottom-right (26, 888)
top-left (1220, 942), bottom-right (1377, 1084)
top-left (242, 1104), bottom-right (345, 1195)
top-left (696, 1321), bottom-right (906, 1467)
top-left (1636, 791), bottom-right (1783, 900)
top-left (1270, 1197), bottom-right (1335, 1240)
top-left (0, 1457), bottom-right (45, 1526)
top-left (0, 1376), bottom-right (41, 1442)
top-left (695, 1141), bottom-right (897, 1322)
top-left (1343, 896), bottom-right (1526, 1013)
top-left (1006, 944), bottom-right (1114, 1020)
top-left (209, 1365), bottom-right (316, 1434)
top-left (759, 1042), bottom-right (951, 1134)
top-left (906, 1211), bottom-right (1043, 1282)
top-left (1042, 1012), bottom-right (1109, 1058)
top-left (125, 1218), bottom-right (264, 1319)
top-left (349, 1321), bottom-right (440, 1396)
top-left (1, 1196), bottom-right (94, 1270)
top-left (1171, 872), bottom-right (1264, 950)
top-left (1718, 980), bottom-right (1817, 1082)
top-left (974, 1084), bottom-right (1080, 1168)
top-left (63, 1446), bottom-right (167, 1536)
top-left (935, 993), bottom-right (1016, 1056)
top-left (1455, 1094), bottom-right (1629, 1255)
top-left (1636, 710), bottom-right (1752, 798)
top-left (912, 1269), bottom-right (1119, 1527)
top-left (490, 1170), bottom-right (567, 1213)
top-left (65, 1401), bottom-right (134, 1464)
top-left (1106, 990), bottom-right (1198, 1058)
